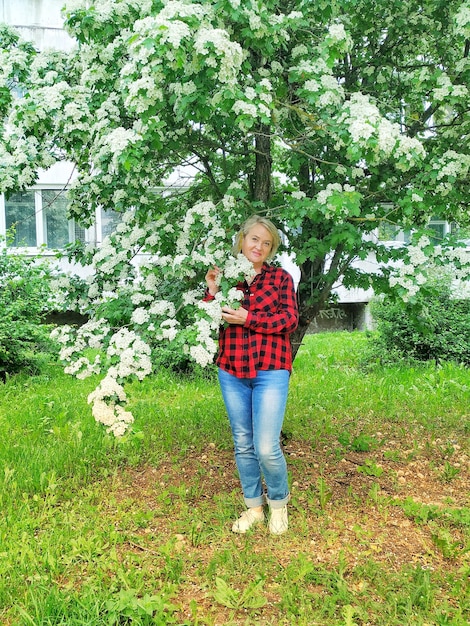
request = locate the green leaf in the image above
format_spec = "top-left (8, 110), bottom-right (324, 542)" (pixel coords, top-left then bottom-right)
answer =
top-left (213, 577), bottom-right (267, 610)
top-left (213, 577), bottom-right (240, 609)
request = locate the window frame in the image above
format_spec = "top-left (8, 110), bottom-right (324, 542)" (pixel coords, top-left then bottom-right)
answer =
top-left (0, 186), bottom-right (94, 252)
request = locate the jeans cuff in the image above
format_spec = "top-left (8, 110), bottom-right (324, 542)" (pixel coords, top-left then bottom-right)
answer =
top-left (267, 493), bottom-right (290, 509)
top-left (244, 494), bottom-right (266, 508)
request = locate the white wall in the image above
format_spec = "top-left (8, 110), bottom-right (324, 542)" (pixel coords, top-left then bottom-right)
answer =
top-left (0, 0), bottom-right (75, 50)
top-left (37, 161), bottom-right (77, 187)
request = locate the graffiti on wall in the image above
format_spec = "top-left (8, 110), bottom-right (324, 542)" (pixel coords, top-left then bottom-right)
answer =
top-left (309, 306), bottom-right (350, 331)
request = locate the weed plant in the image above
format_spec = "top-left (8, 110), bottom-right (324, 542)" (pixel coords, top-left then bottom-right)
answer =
top-left (0, 332), bottom-right (468, 625)
top-left (365, 283), bottom-right (470, 366)
top-left (0, 241), bottom-right (60, 377)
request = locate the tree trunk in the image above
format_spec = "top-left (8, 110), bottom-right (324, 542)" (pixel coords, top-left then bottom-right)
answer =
top-left (250, 127), bottom-right (331, 362)
top-left (290, 313), bottom-right (312, 361)
top-left (253, 125), bottom-right (272, 203)
top-left (290, 299), bottom-right (329, 361)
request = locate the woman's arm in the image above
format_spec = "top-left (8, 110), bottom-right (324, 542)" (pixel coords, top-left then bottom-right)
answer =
top-left (245, 272), bottom-right (298, 334)
top-left (222, 271), bottom-right (298, 334)
top-left (204, 266), bottom-right (221, 297)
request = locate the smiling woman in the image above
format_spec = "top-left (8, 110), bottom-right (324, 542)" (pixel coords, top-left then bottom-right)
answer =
top-left (240, 223), bottom-right (273, 271)
top-left (204, 215), bottom-right (299, 536)
top-left (233, 215), bottom-right (281, 271)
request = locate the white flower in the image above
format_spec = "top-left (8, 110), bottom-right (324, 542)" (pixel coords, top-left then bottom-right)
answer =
top-left (149, 299), bottom-right (176, 317)
top-left (233, 100), bottom-right (258, 117)
top-left (91, 400), bottom-right (116, 427)
top-left (102, 127), bottom-right (139, 156)
top-left (131, 307), bottom-right (150, 325)
top-left (327, 23), bottom-right (351, 47)
top-left (198, 299), bottom-right (223, 328)
top-left (317, 183), bottom-right (342, 205)
top-left (292, 44), bottom-right (308, 58)
top-left (131, 292), bottom-right (153, 304)
top-left (223, 254), bottom-right (256, 283)
top-left (455, 5), bottom-right (470, 37)
top-left (225, 287), bottom-right (244, 304)
top-left (304, 79), bottom-right (320, 92)
top-left (160, 319), bottom-right (179, 341)
top-left (190, 344), bottom-right (215, 368)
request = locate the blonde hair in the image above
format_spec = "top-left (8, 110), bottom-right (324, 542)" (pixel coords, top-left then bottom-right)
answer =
top-left (232, 215), bottom-right (281, 263)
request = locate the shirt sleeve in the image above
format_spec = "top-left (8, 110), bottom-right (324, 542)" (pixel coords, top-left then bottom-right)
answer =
top-left (244, 270), bottom-right (298, 335)
top-left (203, 288), bottom-right (216, 302)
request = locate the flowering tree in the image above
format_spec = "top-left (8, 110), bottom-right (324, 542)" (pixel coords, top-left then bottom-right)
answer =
top-left (1, 0), bottom-right (469, 433)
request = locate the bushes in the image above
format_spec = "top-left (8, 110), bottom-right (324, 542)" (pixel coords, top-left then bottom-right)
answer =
top-left (0, 245), bottom-right (58, 377)
top-left (367, 286), bottom-right (470, 366)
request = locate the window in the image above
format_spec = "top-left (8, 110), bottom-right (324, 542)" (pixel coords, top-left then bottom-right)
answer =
top-left (101, 208), bottom-right (122, 239)
top-left (428, 217), bottom-right (449, 244)
top-left (377, 222), bottom-right (410, 243)
top-left (73, 220), bottom-right (87, 245)
top-left (1, 189), bottom-right (88, 249)
top-left (427, 221), bottom-right (446, 243)
top-left (42, 190), bottom-right (71, 249)
top-left (5, 191), bottom-right (37, 247)
top-left (378, 216), bottom-right (452, 245)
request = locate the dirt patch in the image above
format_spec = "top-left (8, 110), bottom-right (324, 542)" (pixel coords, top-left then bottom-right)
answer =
top-left (111, 438), bottom-right (470, 562)
top-left (103, 437), bottom-right (469, 624)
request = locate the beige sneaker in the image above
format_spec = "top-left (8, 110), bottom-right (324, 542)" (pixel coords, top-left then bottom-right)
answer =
top-left (232, 508), bottom-right (265, 533)
top-left (268, 505), bottom-right (288, 535)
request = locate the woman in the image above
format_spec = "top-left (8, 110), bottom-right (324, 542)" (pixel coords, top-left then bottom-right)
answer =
top-left (205, 215), bottom-right (299, 535)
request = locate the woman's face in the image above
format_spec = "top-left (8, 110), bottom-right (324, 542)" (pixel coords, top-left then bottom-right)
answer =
top-left (241, 223), bottom-right (273, 270)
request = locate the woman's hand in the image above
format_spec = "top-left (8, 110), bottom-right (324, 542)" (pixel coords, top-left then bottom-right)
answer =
top-left (221, 306), bottom-right (248, 325)
top-left (205, 266), bottom-right (221, 296)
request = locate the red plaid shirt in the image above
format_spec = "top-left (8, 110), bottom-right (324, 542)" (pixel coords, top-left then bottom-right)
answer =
top-left (206, 264), bottom-right (299, 378)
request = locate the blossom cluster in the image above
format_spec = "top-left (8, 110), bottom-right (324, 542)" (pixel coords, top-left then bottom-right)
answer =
top-left (338, 94), bottom-right (426, 170)
top-left (454, 3), bottom-right (470, 38)
top-left (432, 73), bottom-right (468, 102)
top-left (233, 82), bottom-right (274, 128)
top-left (315, 183), bottom-right (361, 222)
top-left (433, 150), bottom-right (470, 197)
top-left (122, 1), bottom-right (245, 125)
top-left (389, 236), bottom-right (470, 301)
top-left (220, 253), bottom-right (257, 284)
top-left (51, 194), bottom-right (252, 435)
top-left (294, 61), bottom-right (345, 109)
top-left (87, 375), bottom-right (134, 437)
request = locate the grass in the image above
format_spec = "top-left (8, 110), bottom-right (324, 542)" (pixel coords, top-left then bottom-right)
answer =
top-left (0, 332), bottom-right (469, 625)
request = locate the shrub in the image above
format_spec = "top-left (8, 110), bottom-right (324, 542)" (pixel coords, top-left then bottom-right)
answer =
top-left (0, 243), bottom-right (58, 377)
top-left (366, 285), bottom-right (470, 366)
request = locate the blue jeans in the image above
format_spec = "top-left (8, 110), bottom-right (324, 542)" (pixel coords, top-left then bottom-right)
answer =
top-left (218, 368), bottom-right (290, 509)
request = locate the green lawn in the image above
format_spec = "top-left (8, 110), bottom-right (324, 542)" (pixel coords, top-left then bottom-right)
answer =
top-left (0, 332), bottom-right (468, 625)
